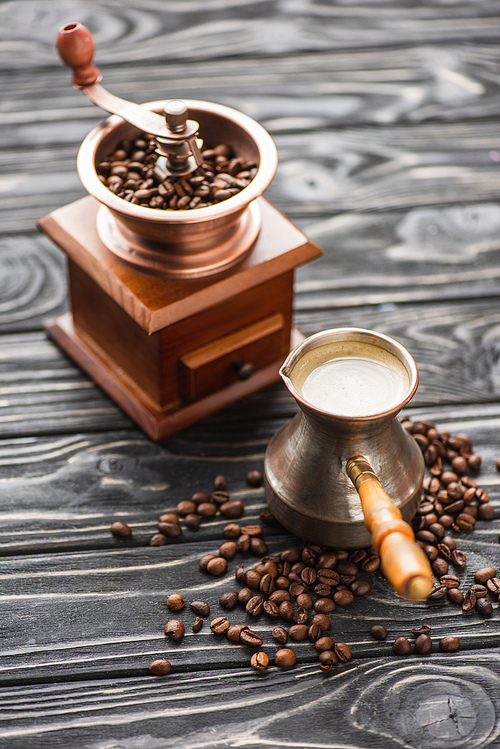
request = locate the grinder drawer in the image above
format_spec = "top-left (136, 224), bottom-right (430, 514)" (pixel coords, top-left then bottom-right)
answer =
top-left (179, 313), bottom-right (287, 402)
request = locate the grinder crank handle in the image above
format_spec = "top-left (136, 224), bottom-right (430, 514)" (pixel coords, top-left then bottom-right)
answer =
top-left (55, 23), bottom-right (170, 138)
top-left (346, 456), bottom-right (433, 601)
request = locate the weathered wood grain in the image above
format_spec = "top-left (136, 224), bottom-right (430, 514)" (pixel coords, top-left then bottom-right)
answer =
top-left (4, 297), bottom-right (500, 437)
top-left (4, 121), bottom-right (500, 234)
top-left (1, 654), bottom-right (499, 749)
top-left (0, 0), bottom-right (498, 72)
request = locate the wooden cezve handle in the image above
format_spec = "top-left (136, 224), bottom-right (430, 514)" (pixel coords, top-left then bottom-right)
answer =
top-left (346, 456), bottom-right (433, 600)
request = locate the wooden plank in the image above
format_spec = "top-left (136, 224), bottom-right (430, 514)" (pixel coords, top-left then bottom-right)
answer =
top-left (0, 1), bottom-right (498, 74)
top-left (1, 652), bottom-right (500, 748)
top-left (4, 296), bottom-right (500, 435)
top-left (3, 120), bottom-right (500, 234)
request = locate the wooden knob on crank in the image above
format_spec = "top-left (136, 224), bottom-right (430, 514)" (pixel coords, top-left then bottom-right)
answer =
top-left (56, 23), bottom-right (101, 87)
top-left (347, 456), bottom-right (433, 600)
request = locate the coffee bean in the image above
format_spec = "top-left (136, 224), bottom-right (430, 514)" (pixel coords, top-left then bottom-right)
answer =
top-left (451, 549), bottom-right (467, 568)
top-left (149, 659), bottom-right (172, 675)
top-left (333, 590), bottom-right (354, 607)
top-left (432, 558), bottom-right (449, 577)
top-left (176, 500), bottom-right (197, 517)
top-left (318, 650), bottom-right (338, 670)
top-left (470, 584), bottom-right (488, 598)
top-left (191, 491), bottom-right (211, 504)
top-left (456, 513), bottom-right (476, 531)
top-left (392, 637), bottom-right (411, 655)
top-left (195, 502), bottom-right (216, 518)
top-left (439, 636), bottom-right (460, 652)
top-left (316, 552), bottom-right (338, 569)
top-left (158, 513), bottom-right (180, 525)
top-left (317, 568), bottom-right (340, 586)
top-left (478, 503), bottom-right (494, 521)
top-left (314, 598), bottom-right (336, 614)
top-left (263, 600), bottom-right (279, 619)
top-left (272, 626), bottom-right (288, 645)
top-left (307, 623), bottom-right (323, 642)
top-left (250, 537), bottom-right (269, 556)
top-left (219, 591), bottom-right (238, 610)
top-left (210, 616), bottom-right (231, 635)
top-left (350, 579), bottom-right (371, 597)
top-left (237, 534), bottom-right (251, 553)
top-left (278, 601), bottom-right (294, 621)
top-left (206, 557), bottom-right (228, 576)
top-left (164, 619), bottom-right (185, 641)
top-left (462, 589), bottom-right (477, 611)
top-left (246, 596), bottom-right (264, 616)
top-left (411, 624), bottom-right (431, 636)
top-left (288, 624), bottom-right (308, 641)
top-left (289, 582), bottom-right (306, 598)
top-left (199, 553), bottom-right (217, 571)
top-left (293, 606), bottom-right (309, 624)
top-left (240, 629), bottom-right (264, 647)
top-left (166, 594), bottom-right (185, 611)
top-left (296, 593), bottom-right (314, 610)
top-left (334, 642), bottom-right (352, 662)
top-left (476, 597), bottom-right (493, 616)
top-left (250, 651), bottom-right (269, 671)
top-left (192, 616), bottom-right (204, 633)
top-left (275, 648), bottom-right (296, 668)
top-left (361, 554), bottom-right (380, 572)
top-left (227, 624), bottom-right (247, 643)
top-left (281, 547), bottom-right (301, 564)
top-left (415, 634), bottom-right (432, 655)
top-left (220, 500), bottom-right (244, 518)
top-left (486, 577), bottom-right (500, 594)
top-left (474, 567), bottom-right (496, 584)
top-left (311, 614), bottom-right (331, 631)
top-left (157, 521), bottom-right (182, 538)
top-left (370, 624), bottom-right (388, 641)
top-left (439, 574), bottom-right (460, 589)
top-left (300, 566), bottom-right (317, 585)
top-left (269, 590), bottom-right (291, 605)
top-left (149, 533), bottom-right (168, 546)
top-left (246, 470), bottom-right (263, 487)
top-left (237, 587), bottom-right (253, 605)
top-left (223, 523), bottom-right (241, 539)
top-left (110, 521), bottom-right (132, 537)
top-left (315, 636), bottom-right (335, 652)
top-left (190, 600), bottom-right (210, 617)
top-left (241, 525), bottom-right (263, 537)
top-left (219, 541), bottom-right (237, 559)
top-left (447, 587), bottom-right (464, 605)
top-left (245, 569), bottom-right (262, 590)
top-left (184, 513), bottom-right (201, 529)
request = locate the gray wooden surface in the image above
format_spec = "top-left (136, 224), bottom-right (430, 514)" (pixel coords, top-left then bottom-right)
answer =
top-left (2, 1), bottom-right (500, 747)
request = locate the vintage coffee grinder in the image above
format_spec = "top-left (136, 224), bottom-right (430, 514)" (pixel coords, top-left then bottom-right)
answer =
top-left (39, 23), bottom-right (322, 441)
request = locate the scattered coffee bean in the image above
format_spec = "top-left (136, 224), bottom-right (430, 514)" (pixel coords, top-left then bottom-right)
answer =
top-left (219, 591), bottom-right (238, 610)
top-left (312, 614), bottom-right (331, 632)
top-left (370, 624), bottom-right (388, 641)
top-left (315, 636), bottom-right (335, 652)
top-left (288, 624), bottom-right (308, 642)
top-left (176, 500), bottom-right (197, 517)
top-left (334, 643), bottom-right (352, 662)
top-left (246, 470), bottom-right (263, 487)
top-left (192, 616), bottom-right (204, 633)
top-left (164, 619), bottom-right (185, 642)
top-left (246, 596), bottom-right (264, 616)
top-left (240, 629), bottom-right (264, 647)
top-left (415, 634), bottom-right (432, 655)
top-left (206, 557), bottom-right (228, 576)
top-left (220, 500), bottom-right (245, 518)
top-left (198, 553), bottom-right (217, 571)
top-left (393, 637), bottom-right (411, 656)
top-left (223, 523), bottom-right (242, 539)
top-left (110, 521), bottom-right (132, 537)
top-left (190, 600), bottom-right (210, 617)
top-left (474, 567), bottom-right (496, 584)
top-left (272, 626), bottom-right (288, 645)
top-left (275, 648), bottom-right (296, 668)
top-left (149, 533), bottom-right (168, 546)
top-left (219, 541), bottom-right (238, 559)
top-left (166, 594), bottom-right (185, 612)
top-left (210, 616), bottom-right (231, 635)
top-left (183, 513), bottom-right (201, 530)
top-left (439, 636), bottom-right (460, 652)
top-left (475, 597), bottom-right (493, 616)
top-left (158, 521), bottom-right (182, 538)
top-left (411, 624), bottom-right (431, 636)
top-left (319, 650), bottom-right (338, 670)
top-left (227, 624), bottom-right (248, 643)
top-left (213, 474), bottom-right (227, 491)
top-left (148, 659), bottom-right (171, 675)
top-left (250, 651), bottom-right (269, 671)
top-left (447, 587), bottom-right (464, 605)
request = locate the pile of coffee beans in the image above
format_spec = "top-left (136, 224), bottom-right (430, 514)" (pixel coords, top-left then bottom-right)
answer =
top-left (402, 418), bottom-right (498, 615)
top-left (97, 137), bottom-right (257, 210)
top-left (107, 418), bottom-right (498, 676)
